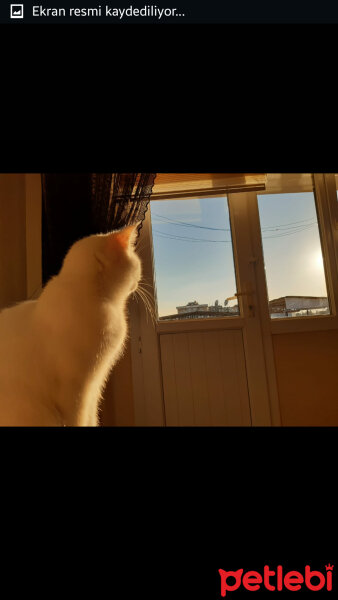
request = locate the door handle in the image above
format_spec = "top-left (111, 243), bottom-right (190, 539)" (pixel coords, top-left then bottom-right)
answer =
top-left (235, 289), bottom-right (255, 317)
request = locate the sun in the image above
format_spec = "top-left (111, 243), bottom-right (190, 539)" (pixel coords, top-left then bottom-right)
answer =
top-left (313, 251), bottom-right (324, 270)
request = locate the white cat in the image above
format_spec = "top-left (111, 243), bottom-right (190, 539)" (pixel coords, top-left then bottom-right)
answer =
top-left (0, 224), bottom-right (141, 426)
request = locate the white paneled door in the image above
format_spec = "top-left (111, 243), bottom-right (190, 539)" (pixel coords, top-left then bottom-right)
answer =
top-left (160, 330), bottom-right (251, 426)
top-left (130, 190), bottom-right (283, 427)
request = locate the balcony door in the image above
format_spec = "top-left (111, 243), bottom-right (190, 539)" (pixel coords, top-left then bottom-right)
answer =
top-left (129, 174), bottom-right (337, 426)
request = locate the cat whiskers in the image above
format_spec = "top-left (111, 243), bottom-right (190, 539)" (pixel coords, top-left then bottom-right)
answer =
top-left (138, 278), bottom-right (157, 299)
top-left (134, 282), bottom-right (157, 326)
top-left (137, 290), bottom-right (156, 326)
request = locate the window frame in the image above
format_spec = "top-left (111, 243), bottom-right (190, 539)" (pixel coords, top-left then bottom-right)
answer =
top-left (148, 174), bottom-right (338, 335)
top-left (149, 192), bottom-right (242, 329)
top-left (253, 173), bottom-right (338, 335)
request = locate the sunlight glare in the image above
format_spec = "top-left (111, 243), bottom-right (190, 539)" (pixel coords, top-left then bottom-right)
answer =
top-left (313, 251), bottom-right (324, 271)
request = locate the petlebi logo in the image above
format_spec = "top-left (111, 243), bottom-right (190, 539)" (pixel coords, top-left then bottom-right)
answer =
top-left (219, 564), bottom-right (334, 595)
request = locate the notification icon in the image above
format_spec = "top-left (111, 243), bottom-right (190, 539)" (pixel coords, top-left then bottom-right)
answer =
top-left (10, 4), bottom-right (24, 18)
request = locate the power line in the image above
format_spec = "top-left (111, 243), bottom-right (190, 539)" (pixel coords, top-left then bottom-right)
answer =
top-left (153, 222), bottom-right (317, 244)
top-left (152, 213), bottom-right (230, 231)
top-left (153, 230), bottom-right (232, 243)
top-left (262, 224), bottom-right (316, 239)
top-left (152, 212), bottom-right (317, 233)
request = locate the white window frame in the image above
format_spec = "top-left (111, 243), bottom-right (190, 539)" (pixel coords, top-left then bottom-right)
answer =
top-left (254, 173), bottom-right (338, 335)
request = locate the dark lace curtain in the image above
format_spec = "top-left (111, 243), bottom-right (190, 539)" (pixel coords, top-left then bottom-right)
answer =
top-left (41, 173), bottom-right (156, 285)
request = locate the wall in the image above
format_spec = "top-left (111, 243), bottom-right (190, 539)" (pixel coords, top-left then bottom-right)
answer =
top-left (25, 174), bottom-right (42, 298)
top-left (0, 174), bottom-right (27, 309)
top-left (272, 329), bottom-right (338, 426)
top-left (101, 340), bottom-right (135, 426)
top-left (0, 174), bottom-right (42, 309)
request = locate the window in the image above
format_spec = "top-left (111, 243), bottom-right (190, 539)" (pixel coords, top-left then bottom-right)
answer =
top-left (150, 196), bottom-right (239, 321)
top-left (257, 190), bottom-right (330, 319)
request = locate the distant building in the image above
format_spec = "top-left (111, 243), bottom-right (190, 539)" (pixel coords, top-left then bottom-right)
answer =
top-left (160, 299), bottom-right (238, 320)
top-left (176, 300), bottom-right (208, 315)
top-left (269, 296), bottom-right (329, 318)
top-left (160, 295), bottom-right (330, 321)
top-left (176, 299), bottom-right (237, 316)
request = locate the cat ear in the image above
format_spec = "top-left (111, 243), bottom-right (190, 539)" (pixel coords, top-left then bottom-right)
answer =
top-left (114, 223), bottom-right (139, 250)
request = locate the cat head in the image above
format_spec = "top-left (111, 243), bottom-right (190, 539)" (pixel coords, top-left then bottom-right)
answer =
top-left (60, 224), bottom-right (142, 301)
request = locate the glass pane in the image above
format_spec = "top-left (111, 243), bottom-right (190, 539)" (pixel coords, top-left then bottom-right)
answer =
top-left (258, 191), bottom-right (330, 319)
top-left (150, 197), bottom-right (239, 320)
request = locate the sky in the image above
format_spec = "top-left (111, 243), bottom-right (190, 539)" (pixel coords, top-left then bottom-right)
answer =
top-left (150, 192), bottom-right (328, 318)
